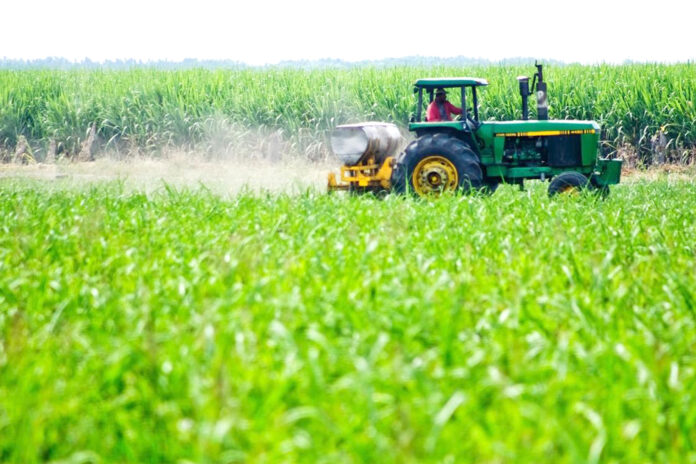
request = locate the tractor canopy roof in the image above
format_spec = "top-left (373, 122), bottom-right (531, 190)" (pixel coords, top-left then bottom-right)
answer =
top-left (414, 77), bottom-right (489, 90)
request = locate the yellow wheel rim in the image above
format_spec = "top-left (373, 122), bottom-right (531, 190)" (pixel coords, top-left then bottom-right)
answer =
top-left (412, 156), bottom-right (458, 196)
top-left (558, 185), bottom-right (580, 196)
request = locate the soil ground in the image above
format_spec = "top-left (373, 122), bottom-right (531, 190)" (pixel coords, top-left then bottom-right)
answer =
top-left (0, 156), bottom-right (693, 194)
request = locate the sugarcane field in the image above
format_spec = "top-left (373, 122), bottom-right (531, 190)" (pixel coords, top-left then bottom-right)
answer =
top-left (1, 2), bottom-right (696, 463)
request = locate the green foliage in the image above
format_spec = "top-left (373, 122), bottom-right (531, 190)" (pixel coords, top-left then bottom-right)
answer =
top-left (1, 180), bottom-right (695, 463)
top-left (1, 64), bottom-right (695, 156)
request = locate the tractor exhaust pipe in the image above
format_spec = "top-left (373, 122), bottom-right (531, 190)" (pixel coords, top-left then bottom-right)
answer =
top-left (517, 76), bottom-right (530, 120)
top-left (517, 62), bottom-right (549, 121)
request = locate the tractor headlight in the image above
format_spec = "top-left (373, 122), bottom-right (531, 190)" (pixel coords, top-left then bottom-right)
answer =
top-left (330, 126), bottom-right (370, 165)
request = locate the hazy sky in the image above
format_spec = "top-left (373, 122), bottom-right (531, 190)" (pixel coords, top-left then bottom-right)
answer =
top-left (3, 0), bottom-right (695, 65)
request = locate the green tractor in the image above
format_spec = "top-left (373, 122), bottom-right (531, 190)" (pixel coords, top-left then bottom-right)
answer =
top-left (327, 63), bottom-right (622, 196)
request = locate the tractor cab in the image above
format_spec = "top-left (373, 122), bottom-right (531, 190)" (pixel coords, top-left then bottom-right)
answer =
top-left (410, 77), bottom-right (488, 128)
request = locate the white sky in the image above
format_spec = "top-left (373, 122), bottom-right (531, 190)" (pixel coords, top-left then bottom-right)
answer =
top-left (2, 0), bottom-right (695, 65)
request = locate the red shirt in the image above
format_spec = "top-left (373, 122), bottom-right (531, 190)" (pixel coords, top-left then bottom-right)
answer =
top-left (426, 100), bottom-right (462, 122)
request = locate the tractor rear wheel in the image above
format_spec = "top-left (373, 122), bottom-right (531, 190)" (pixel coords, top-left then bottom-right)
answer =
top-left (391, 134), bottom-right (483, 196)
top-left (548, 171), bottom-right (590, 196)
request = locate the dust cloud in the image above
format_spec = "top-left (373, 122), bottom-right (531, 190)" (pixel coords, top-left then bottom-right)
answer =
top-left (0, 152), bottom-right (336, 195)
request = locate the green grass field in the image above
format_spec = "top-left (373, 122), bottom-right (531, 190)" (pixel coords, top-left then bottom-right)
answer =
top-left (1, 178), bottom-right (695, 463)
top-left (2, 64), bottom-right (695, 161)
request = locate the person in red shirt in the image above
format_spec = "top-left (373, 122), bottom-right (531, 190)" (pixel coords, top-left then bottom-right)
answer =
top-left (426, 88), bottom-right (462, 122)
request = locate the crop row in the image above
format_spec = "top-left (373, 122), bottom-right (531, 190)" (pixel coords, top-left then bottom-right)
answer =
top-left (2, 179), bottom-right (696, 462)
top-left (1, 64), bottom-right (695, 161)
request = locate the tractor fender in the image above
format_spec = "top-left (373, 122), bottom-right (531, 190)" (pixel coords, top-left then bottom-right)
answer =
top-left (413, 127), bottom-right (482, 158)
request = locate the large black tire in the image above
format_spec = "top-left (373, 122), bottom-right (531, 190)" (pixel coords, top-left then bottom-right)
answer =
top-left (390, 134), bottom-right (483, 196)
top-left (548, 171), bottom-right (590, 197)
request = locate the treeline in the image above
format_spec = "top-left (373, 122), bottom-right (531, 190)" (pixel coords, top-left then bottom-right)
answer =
top-left (0, 56), bottom-right (557, 70)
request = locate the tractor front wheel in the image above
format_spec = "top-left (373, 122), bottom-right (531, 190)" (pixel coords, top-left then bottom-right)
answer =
top-left (391, 134), bottom-right (483, 196)
top-left (548, 171), bottom-right (590, 196)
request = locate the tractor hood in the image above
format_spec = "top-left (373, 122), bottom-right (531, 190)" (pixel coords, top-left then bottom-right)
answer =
top-left (479, 120), bottom-right (600, 137)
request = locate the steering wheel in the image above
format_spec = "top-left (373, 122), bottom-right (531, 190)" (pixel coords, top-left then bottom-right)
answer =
top-left (457, 109), bottom-right (479, 129)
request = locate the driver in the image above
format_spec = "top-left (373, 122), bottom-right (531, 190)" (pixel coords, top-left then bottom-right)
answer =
top-left (426, 88), bottom-right (462, 122)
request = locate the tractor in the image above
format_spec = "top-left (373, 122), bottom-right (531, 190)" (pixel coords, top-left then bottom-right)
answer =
top-left (327, 63), bottom-right (622, 196)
